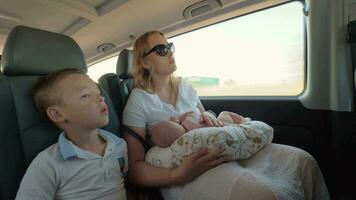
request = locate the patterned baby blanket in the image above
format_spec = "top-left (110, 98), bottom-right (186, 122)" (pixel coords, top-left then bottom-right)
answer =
top-left (146, 121), bottom-right (274, 169)
top-left (145, 122), bottom-right (330, 200)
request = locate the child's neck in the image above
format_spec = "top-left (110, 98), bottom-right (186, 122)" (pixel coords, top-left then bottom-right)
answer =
top-left (65, 128), bottom-right (106, 156)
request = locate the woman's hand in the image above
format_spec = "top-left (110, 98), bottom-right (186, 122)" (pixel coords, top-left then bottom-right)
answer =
top-left (171, 146), bottom-right (227, 184)
top-left (200, 111), bottom-right (225, 127)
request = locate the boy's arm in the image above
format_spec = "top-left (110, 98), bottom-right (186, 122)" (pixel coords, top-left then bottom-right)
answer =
top-left (16, 153), bottom-right (57, 200)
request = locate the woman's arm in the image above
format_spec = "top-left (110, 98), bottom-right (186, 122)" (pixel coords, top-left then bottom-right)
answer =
top-left (197, 103), bottom-right (205, 114)
top-left (125, 126), bottom-right (171, 186)
top-left (125, 126), bottom-right (227, 187)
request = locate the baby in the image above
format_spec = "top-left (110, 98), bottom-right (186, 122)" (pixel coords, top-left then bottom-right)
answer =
top-left (146, 112), bottom-right (273, 169)
top-left (150, 111), bottom-right (250, 147)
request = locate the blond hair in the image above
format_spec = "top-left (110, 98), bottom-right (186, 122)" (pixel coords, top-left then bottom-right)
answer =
top-left (32, 68), bottom-right (87, 121)
top-left (133, 30), bottom-right (177, 93)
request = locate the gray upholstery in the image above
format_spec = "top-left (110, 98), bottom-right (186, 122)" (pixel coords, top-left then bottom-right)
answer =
top-left (98, 49), bottom-right (164, 200)
top-left (0, 77), bottom-right (27, 200)
top-left (98, 49), bottom-right (134, 119)
top-left (0, 25), bottom-right (120, 200)
top-left (116, 49), bottom-right (134, 110)
top-left (347, 21), bottom-right (356, 43)
top-left (99, 73), bottom-right (122, 112)
top-left (347, 20), bottom-right (356, 106)
top-left (1, 26), bottom-right (87, 76)
top-left (116, 49), bottom-right (134, 78)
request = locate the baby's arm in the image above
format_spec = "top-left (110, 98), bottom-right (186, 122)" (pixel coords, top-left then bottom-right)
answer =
top-left (181, 112), bottom-right (204, 131)
top-left (173, 111), bottom-right (196, 123)
top-left (150, 119), bottom-right (186, 147)
top-left (217, 111), bottom-right (251, 125)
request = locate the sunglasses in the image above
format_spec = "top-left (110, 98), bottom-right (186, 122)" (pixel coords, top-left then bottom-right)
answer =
top-left (144, 42), bottom-right (175, 57)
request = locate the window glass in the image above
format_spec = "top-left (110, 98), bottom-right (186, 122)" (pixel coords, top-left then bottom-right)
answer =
top-left (87, 56), bottom-right (118, 82)
top-left (170, 2), bottom-right (304, 96)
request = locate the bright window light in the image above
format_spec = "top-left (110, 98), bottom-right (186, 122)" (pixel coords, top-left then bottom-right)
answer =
top-left (87, 56), bottom-right (118, 82)
top-left (170, 2), bottom-right (305, 96)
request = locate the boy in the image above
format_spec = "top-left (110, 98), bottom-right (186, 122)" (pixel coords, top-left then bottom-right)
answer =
top-left (16, 68), bottom-right (128, 200)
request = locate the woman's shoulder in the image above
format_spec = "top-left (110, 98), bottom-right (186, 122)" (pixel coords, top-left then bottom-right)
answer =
top-left (130, 88), bottom-right (152, 97)
top-left (178, 77), bottom-right (195, 92)
top-left (177, 77), bottom-right (188, 88)
top-left (130, 87), bottom-right (144, 95)
top-left (128, 88), bottom-right (156, 104)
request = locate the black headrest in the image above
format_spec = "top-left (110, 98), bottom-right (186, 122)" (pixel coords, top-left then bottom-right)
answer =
top-left (1, 26), bottom-right (87, 76)
top-left (347, 21), bottom-right (356, 43)
top-left (116, 49), bottom-right (133, 79)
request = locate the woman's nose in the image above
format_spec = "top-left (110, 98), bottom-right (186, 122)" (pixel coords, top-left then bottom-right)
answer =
top-left (98, 94), bottom-right (105, 102)
top-left (168, 49), bottom-right (174, 57)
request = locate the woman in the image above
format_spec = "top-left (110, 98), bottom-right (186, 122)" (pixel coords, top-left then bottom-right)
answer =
top-left (122, 30), bottom-right (227, 187)
top-left (122, 30), bottom-right (330, 200)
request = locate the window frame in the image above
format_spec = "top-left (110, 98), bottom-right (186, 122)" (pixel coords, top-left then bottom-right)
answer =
top-left (168, 0), bottom-right (307, 99)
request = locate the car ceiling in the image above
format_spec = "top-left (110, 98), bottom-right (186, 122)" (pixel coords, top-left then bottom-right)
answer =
top-left (0, 0), bottom-right (288, 65)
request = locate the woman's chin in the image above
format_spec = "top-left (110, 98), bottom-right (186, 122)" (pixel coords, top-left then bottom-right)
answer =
top-left (171, 64), bottom-right (177, 72)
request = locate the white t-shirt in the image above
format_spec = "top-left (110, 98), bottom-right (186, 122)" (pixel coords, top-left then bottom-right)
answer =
top-left (122, 79), bottom-right (201, 129)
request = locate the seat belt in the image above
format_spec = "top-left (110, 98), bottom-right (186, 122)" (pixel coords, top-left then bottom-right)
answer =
top-left (123, 126), bottom-right (151, 152)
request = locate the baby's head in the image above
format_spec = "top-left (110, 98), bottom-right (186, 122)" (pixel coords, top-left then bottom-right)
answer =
top-left (33, 68), bottom-right (109, 130)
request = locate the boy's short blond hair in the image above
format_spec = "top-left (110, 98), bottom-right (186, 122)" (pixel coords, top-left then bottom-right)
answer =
top-left (32, 68), bottom-right (87, 122)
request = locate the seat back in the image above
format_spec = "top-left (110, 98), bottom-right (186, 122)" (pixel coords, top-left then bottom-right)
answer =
top-left (98, 49), bottom-right (163, 199)
top-left (99, 49), bottom-right (134, 120)
top-left (0, 25), bottom-right (120, 200)
top-left (347, 20), bottom-right (356, 109)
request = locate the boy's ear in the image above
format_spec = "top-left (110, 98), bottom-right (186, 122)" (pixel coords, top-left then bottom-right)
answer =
top-left (46, 106), bottom-right (66, 124)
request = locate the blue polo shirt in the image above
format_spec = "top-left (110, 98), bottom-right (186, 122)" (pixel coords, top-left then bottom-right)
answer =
top-left (16, 129), bottom-right (128, 200)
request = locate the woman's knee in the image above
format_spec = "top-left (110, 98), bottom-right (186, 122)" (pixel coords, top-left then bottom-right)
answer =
top-left (229, 173), bottom-right (278, 200)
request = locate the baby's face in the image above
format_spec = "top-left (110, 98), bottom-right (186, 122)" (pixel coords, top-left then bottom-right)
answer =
top-left (55, 74), bottom-right (109, 129)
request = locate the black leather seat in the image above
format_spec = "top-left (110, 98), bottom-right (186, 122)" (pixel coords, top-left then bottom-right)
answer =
top-left (98, 50), bottom-right (163, 200)
top-left (347, 20), bottom-right (356, 107)
top-left (0, 25), bottom-right (120, 200)
top-left (99, 49), bottom-right (151, 149)
top-left (99, 49), bottom-right (134, 120)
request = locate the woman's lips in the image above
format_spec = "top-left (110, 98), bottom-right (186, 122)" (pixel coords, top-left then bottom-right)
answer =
top-left (101, 106), bottom-right (109, 115)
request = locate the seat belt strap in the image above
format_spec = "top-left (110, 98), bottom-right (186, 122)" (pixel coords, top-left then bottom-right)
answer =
top-left (123, 126), bottom-right (150, 152)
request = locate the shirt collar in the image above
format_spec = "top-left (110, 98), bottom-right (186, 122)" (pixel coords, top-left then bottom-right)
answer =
top-left (58, 132), bottom-right (77, 160)
top-left (58, 129), bottom-right (122, 160)
top-left (98, 129), bottom-right (123, 145)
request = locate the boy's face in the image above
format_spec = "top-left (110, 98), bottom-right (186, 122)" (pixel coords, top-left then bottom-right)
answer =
top-left (50, 74), bottom-right (109, 130)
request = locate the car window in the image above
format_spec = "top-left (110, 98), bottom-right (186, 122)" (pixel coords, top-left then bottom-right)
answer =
top-left (170, 2), bottom-right (305, 96)
top-left (88, 56), bottom-right (118, 82)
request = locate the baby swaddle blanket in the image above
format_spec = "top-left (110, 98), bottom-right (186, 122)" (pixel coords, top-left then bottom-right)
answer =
top-left (145, 121), bottom-right (274, 168)
top-left (145, 121), bottom-right (330, 200)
